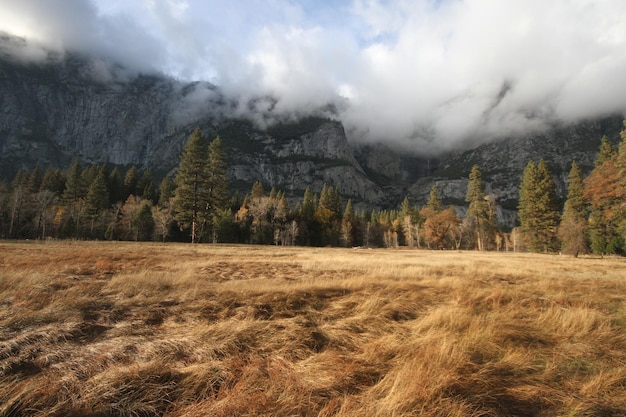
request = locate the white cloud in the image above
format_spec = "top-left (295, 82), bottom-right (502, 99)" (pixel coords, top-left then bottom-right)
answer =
top-left (1, 0), bottom-right (625, 153)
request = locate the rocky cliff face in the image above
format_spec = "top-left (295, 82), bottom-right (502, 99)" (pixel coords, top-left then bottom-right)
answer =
top-left (0, 43), bottom-right (623, 225)
top-left (0, 47), bottom-right (384, 207)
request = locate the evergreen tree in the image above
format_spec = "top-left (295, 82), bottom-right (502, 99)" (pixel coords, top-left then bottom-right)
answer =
top-left (207, 136), bottom-right (229, 215)
top-left (595, 136), bottom-right (614, 167)
top-left (558, 161), bottom-right (588, 257)
top-left (124, 165), bottom-right (139, 198)
top-left (108, 167), bottom-right (124, 204)
top-left (173, 128), bottom-right (211, 243)
top-left (584, 137), bottom-right (624, 255)
top-left (83, 167), bottom-right (110, 237)
top-left (251, 181), bottom-right (265, 198)
top-left (132, 201), bottom-right (155, 241)
top-left (28, 164), bottom-right (43, 193)
top-left (340, 199), bottom-right (355, 247)
top-left (137, 169), bottom-right (156, 202)
top-left (158, 176), bottom-right (175, 208)
top-left (41, 167), bottom-right (66, 197)
top-left (427, 184), bottom-right (442, 213)
top-left (63, 158), bottom-right (84, 202)
top-left (518, 160), bottom-right (560, 252)
top-left (465, 165), bottom-right (494, 251)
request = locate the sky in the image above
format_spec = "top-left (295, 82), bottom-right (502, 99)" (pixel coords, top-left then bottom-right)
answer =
top-left (1, 0), bottom-right (626, 153)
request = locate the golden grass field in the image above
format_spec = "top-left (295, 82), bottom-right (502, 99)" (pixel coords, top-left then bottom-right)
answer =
top-left (1, 241), bottom-right (625, 417)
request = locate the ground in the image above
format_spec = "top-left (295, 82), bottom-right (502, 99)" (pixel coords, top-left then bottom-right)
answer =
top-left (1, 241), bottom-right (626, 416)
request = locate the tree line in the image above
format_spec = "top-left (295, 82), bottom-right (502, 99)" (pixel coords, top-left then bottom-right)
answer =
top-left (1, 123), bottom-right (625, 254)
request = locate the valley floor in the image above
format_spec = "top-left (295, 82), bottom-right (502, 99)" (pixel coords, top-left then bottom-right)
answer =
top-left (1, 241), bottom-right (626, 416)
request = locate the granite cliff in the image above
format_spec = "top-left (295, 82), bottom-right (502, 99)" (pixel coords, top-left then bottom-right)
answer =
top-left (1, 42), bottom-right (624, 225)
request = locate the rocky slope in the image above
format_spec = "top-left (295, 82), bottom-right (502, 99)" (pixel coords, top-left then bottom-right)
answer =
top-left (0, 44), bottom-right (384, 207)
top-left (1, 39), bottom-right (624, 224)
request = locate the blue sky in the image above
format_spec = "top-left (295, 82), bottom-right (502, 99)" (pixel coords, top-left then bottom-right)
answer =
top-left (1, 0), bottom-right (626, 152)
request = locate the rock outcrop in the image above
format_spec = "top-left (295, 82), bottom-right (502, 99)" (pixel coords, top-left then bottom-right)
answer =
top-left (1, 38), bottom-right (624, 226)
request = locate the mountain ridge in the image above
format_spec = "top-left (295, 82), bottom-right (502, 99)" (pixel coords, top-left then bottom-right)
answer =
top-left (1, 44), bottom-right (624, 224)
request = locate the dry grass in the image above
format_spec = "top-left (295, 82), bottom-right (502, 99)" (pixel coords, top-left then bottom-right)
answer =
top-left (1, 241), bottom-right (625, 417)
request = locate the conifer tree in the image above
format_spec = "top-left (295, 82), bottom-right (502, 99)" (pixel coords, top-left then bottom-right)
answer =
top-left (518, 160), bottom-right (560, 252)
top-left (41, 168), bottom-right (66, 197)
top-left (558, 161), bottom-right (588, 256)
top-left (83, 166), bottom-right (110, 237)
top-left (584, 134), bottom-right (625, 255)
top-left (340, 199), bottom-right (355, 247)
top-left (173, 128), bottom-right (211, 243)
top-left (124, 165), bottom-right (139, 198)
top-left (595, 136), bottom-right (614, 167)
top-left (137, 169), bottom-right (156, 202)
top-left (158, 176), bottom-right (175, 208)
top-left (207, 136), bottom-right (228, 214)
top-left (132, 201), bottom-right (155, 241)
top-left (251, 181), bottom-right (265, 198)
top-left (465, 165), bottom-right (494, 250)
top-left (427, 184), bottom-right (442, 213)
top-left (28, 165), bottom-right (43, 193)
top-left (108, 166), bottom-right (124, 204)
top-left (63, 158), bottom-right (84, 202)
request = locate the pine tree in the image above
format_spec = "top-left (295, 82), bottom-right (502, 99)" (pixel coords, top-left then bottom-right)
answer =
top-left (595, 136), bottom-right (614, 167)
top-left (41, 168), bottom-right (66, 197)
top-left (558, 162), bottom-right (588, 257)
top-left (251, 181), bottom-right (265, 198)
top-left (207, 136), bottom-right (228, 215)
top-left (465, 165), bottom-right (494, 250)
top-left (158, 176), bottom-right (175, 208)
top-left (28, 165), bottom-right (43, 193)
top-left (108, 166), bottom-right (124, 204)
top-left (63, 158), bottom-right (85, 203)
top-left (137, 169), bottom-right (156, 202)
top-left (340, 199), bottom-right (355, 247)
top-left (584, 135), bottom-right (625, 255)
top-left (83, 166), bottom-right (110, 237)
top-left (174, 128), bottom-right (211, 243)
top-left (132, 201), bottom-right (155, 241)
top-left (518, 160), bottom-right (560, 252)
top-left (427, 184), bottom-right (442, 213)
top-left (124, 166), bottom-right (139, 198)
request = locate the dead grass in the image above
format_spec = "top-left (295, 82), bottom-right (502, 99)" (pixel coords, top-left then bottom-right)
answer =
top-left (1, 241), bottom-right (626, 416)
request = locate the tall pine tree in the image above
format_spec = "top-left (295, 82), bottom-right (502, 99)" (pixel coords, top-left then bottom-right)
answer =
top-left (465, 165), bottom-right (494, 251)
top-left (558, 161), bottom-right (588, 257)
top-left (518, 160), bottom-right (560, 252)
top-left (174, 128), bottom-right (211, 243)
top-left (207, 136), bottom-right (228, 215)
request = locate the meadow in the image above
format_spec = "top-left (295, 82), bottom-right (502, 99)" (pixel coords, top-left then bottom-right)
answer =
top-left (1, 241), bottom-right (625, 417)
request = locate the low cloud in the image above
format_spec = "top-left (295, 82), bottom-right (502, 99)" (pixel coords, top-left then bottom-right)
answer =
top-left (1, 0), bottom-right (626, 154)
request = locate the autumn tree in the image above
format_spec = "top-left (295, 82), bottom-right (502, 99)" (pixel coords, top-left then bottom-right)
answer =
top-left (584, 134), bottom-right (625, 255)
top-left (422, 208), bottom-right (460, 250)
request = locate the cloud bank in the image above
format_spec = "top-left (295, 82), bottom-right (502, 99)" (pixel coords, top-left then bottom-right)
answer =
top-left (1, 0), bottom-right (626, 153)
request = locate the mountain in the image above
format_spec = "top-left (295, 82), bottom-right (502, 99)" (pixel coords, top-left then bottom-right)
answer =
top-left (0, 44), bottom-right (385, 207)
top-left (0, 41), bottom-right (624, 225)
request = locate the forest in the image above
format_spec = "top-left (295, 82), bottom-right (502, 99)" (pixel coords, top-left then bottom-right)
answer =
top-left (1, 122), bottom-right (625, 255)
